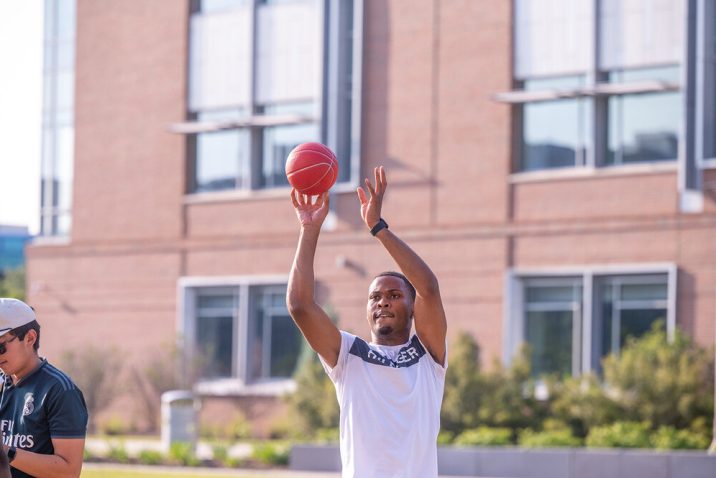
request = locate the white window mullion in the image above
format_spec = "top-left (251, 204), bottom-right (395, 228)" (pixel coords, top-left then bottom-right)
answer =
top-left (581, 272), bottom-right (593, 374)
top-left (237, 284), bottom-right (251, 383)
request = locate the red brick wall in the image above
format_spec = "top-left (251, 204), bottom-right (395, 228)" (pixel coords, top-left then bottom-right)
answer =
top-left (25, 0), bottom-right (716, 434)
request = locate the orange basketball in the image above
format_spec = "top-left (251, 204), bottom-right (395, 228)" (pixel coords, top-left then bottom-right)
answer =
top-left (285, 142), bottom-right (338, 195)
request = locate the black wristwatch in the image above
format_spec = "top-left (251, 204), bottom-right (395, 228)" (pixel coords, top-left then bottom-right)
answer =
top-left (7, 446), bottom-right (16, 463)
top-left (370, 218), bottom-right (389, 236)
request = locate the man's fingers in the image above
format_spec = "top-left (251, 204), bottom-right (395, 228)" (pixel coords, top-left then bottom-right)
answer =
top-left (357, 187), bottom-right (367, 205)
top-left (379, 166), bottom-right (387, 190)
top-left (291, 188), bottom-right (300, 208)
top-left (365, 177), bottom-right (377, 198)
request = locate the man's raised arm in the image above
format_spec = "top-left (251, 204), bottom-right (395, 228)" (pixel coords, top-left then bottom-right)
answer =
top-left (286, 190), bottom-right (342, 367)
top-left (357, 167), bottom-right (447, 365)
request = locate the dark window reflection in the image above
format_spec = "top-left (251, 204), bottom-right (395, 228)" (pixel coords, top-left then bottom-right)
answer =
top-left (520, 76), bottom-right (588, 171)
top-left (606, 67), bottom-right (680, 165)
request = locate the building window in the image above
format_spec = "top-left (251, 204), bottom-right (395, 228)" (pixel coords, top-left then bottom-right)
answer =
top-left (519, 76), bottom-right (589, 171)
top-left (524, 278), bottom-right (582, 377)
top-left (508, 0), bottom-right (683, 172)
top-left (509, 269), bottom-right (674, 378)
top-left (185, 282), bottom-right (302, 386)
top-left (605, 67), bottom-right (681, 165)
top-left (182, 0), bottom-right (361, 194)
top-left (40, 0), bottom-right (76, 236)
top-left (593, 275), bottom-right (668, 364)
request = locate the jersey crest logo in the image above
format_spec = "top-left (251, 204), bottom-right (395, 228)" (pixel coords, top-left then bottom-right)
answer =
top-left (22, 394), bottom-right (34, 416)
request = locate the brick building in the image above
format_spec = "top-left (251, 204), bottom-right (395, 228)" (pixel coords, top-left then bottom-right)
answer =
top-left (28, 0), bottom-right (716, 434)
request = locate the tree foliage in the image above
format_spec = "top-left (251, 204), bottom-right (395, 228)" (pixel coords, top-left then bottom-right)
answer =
top-left (0, 266), bottom-right (25, 300)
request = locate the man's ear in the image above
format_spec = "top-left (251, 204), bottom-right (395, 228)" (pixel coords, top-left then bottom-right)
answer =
top-left (24, 330), bottom-right (37, 348)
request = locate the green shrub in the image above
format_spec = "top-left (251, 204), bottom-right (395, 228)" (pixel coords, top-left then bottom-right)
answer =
top-left (601, 323), bottom-right (713, 430)
top-left (106, 444), bottom-right (130, 463)
top-left (251, 442), bottom-right (290, 465)
top-left (286, 353), bottom-right (339, 438)
top-left (228, 415), bottom-right (252, 440)
top-left (168, 442), bottom-right (200, 466)
top-left (518, 428), bottom-right (582, 448)
top-left (453, 427), bottom-right (512, 446)
top-left (586, 422), bottom-right (651, 448)
top-left (550, 374), bottom-right (621, 438)
top-left (437, 431), bottom-right (454, 445)
top-left (211, 445), bottom-right (228, 463)
top-left (226, 456), bottom-right (247, 468)
top-left (137, 449), bottom-right (164, 465)
top-left (441, 332), bottom-right (483, 434)
top-left (650, 426), bottom-right (710, 450)
top-left (313, 427), bottom-right (339, 443)
top-left (100, 416), bottom-right (128, 436)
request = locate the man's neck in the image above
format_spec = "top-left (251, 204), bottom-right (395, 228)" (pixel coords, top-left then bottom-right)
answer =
top-left (12, 356), bottom-right (42, 384)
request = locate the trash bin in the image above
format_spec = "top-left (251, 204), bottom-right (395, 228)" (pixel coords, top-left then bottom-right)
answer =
top-left (161, 390), bottom-right (198, 453)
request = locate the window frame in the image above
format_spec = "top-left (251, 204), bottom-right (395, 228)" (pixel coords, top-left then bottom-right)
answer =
top-left (40, 0), bottom-right (76, 238)
top-left (504, 263), bottom-right (677, 376)
top-left (504, 0), bottom-right (686, 177)
top-left (176, 0), bottom-right (364, 198)
top-left (178, 275), bottom-right (299, 396)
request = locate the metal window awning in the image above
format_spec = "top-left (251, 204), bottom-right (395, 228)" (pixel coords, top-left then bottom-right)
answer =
top-left (493, 80), bottom-right (680, 104)
top-left (168, 114), bottom-right (317, 134)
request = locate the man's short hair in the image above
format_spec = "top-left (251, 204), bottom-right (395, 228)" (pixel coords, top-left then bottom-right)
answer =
top-left (9, 320), bottom-right (41, 351)
top-left (374, 271), bottom-right (416, 301)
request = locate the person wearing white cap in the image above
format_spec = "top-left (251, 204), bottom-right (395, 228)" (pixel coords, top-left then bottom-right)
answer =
top-left (0, 298), bottom-right (87, 478)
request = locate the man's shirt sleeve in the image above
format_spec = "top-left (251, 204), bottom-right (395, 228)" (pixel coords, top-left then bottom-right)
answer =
top-left (46, 385), bottom-right (89, 439)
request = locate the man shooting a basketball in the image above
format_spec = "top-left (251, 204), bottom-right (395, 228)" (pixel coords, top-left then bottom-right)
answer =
top-left (287, 166), bottom-right (448, 478)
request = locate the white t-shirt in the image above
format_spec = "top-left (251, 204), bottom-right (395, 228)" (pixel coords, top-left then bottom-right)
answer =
top-left (320, 330), bottom-right (448, 478)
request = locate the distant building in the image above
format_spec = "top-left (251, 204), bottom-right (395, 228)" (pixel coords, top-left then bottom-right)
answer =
top-left (0, 225), bottom-right (31, 276)
top-left (27, 0), bottom-right (716, 435)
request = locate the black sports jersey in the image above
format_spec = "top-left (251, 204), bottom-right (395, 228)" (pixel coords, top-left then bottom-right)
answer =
top-left (0, 359), bottom-right (88, 478)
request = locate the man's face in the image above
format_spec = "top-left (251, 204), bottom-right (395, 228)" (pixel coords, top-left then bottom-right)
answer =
top-left (366, 275), bottom-right (414, 339)
top-left (0, 333), bottom-right (31, 376)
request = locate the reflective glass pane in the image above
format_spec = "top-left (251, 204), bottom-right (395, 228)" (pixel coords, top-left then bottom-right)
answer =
top-left (521, 77), bottom-right (587, 171)
top-left (256, 0), bottom-right (320, 104)
top-left (526, 310), bottom-right (574, 377)
top-left (526, 284), bottom-right (576, 304)
top-left (196, 315), bottom-right (234, 378)
top-left (56, 212), bottom-right (72, 237)
top-left (620, 308), bottom-right (665, 345)
top-left (200, 0), bottom-right (248, 13)
top-left (269, 314), bottom-right (301, 377)
top-left (606, 67), bottom-right (680, 165)
top-left (57, 0), bottom-right (76, 39)
top-left (44, 0), bottom-right (55, 39)
top-left (194, 128), bottom-right (248, 192)
top-left (620, 282), bottom-right (667, 301)
top-left (56, 70), bottom-right (74, 111)
top-left (57, 40), bottom-right (75, 69)
top-left (260, 103), bottom-right (319, 189)
top-left (197, 294), bottom-right (234, 310)
top-left (55, 126), bottom-right (74, 210)
top-left (248, 307), bottom-right (265, 380)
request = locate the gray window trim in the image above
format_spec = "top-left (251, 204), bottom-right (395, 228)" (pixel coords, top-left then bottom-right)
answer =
top-left (504, 263), bottom-right (677, 375)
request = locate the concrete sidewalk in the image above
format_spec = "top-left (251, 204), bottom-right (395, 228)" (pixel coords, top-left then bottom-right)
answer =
top-left (83, 462), bottom-right (473, 477)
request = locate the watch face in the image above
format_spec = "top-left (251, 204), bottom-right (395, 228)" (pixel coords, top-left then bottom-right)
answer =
top-left (7, 447), bottom-right (16, 462)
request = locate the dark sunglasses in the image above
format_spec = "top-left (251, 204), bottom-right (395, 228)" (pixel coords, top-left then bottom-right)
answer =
top-left (0, 336), bottom-right (18, 355)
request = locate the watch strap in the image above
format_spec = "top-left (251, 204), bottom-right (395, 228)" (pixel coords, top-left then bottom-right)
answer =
top-left (7, 446), bottom-right (16, 463)
top-left (370, 218), bottom-right (389, 236)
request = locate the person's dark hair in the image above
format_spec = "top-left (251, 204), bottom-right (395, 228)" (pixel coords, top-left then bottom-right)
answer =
top-left (374, 271), bottom-right (416, 301)
top-left (9, 320), bottom-right (41, 351)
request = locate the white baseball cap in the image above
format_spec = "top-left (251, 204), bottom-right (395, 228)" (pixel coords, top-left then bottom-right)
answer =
top-left (0, 298), bottom-right (36, 337)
